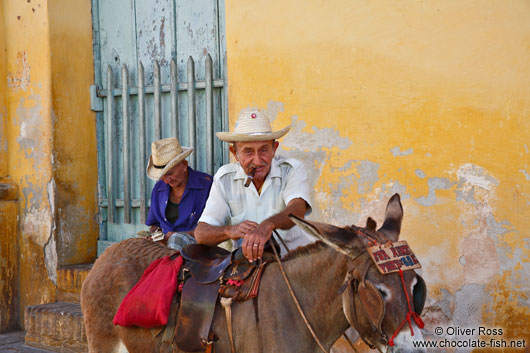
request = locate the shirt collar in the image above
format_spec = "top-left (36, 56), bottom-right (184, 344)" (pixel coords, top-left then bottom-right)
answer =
top-left (186, 167), bottom-right (205, 189)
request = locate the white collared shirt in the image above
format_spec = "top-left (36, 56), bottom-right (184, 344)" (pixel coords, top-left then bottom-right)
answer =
top-left (198, 155), bottom-right (314, 253)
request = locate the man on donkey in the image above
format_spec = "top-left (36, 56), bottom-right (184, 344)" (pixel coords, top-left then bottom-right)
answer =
top-left (195, 109), bottom-right (314, 261)
top-left (146, 137), bottom-right (212, 251)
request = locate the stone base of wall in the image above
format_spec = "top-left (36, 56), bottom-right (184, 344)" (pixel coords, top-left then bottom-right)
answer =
top-left (0, 180), bottom-right (19, 332)
top-left (24, 302), bottom-right (87, 353)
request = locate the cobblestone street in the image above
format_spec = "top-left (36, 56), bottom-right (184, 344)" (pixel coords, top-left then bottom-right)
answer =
top-left (0, 332), bottom-right (57, 353)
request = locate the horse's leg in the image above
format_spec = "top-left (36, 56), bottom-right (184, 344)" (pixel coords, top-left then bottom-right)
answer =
top-left (118, 326), bottom-right (160, 353)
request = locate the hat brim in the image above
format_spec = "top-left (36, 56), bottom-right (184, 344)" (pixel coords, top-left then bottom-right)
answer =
top-left (216, 125), bottom-right (291, 142)
top-left (146, 147), bottom-right (193, 181)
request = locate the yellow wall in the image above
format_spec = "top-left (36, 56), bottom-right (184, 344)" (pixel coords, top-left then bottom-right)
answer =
top-left (1, 0), bottom-right (98, 327)
top-left (225, 0), bottom-right (530, 348)
top-left (48, 0), bottom-right (98, 266)
top-left (3, 0), bottom-right (57, 322)
top-left (0, 2), bottom-right (8, 177)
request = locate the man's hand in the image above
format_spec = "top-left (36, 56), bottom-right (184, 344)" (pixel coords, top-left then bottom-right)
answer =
top-left (164, 231), bottom-right (174, 241)
top-left (242, 221), bottom-right (274, 262)
top-left (227, 220), bottom-right (258, 240)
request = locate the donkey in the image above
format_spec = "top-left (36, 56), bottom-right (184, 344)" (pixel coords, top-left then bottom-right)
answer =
top-left (81, 194), bottom-right (426, 353)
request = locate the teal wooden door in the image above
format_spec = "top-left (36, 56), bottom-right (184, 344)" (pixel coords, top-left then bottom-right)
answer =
top-left (90, 0), bottom-right (228, 253)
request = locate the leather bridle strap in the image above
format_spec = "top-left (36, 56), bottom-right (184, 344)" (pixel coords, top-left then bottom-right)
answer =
top-left (268, 238), bottom-right (329, 353)
top-left (388, 269), bottom-right (424, 346)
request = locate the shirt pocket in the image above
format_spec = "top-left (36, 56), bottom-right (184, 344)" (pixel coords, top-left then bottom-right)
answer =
top-left (227, 198), bottom-right (245, 220)
top-left (229, 212), bottom-right (246, 226)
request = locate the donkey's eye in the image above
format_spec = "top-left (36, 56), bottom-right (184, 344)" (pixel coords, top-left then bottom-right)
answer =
top-left (375, 284), bottom-right (390, 301)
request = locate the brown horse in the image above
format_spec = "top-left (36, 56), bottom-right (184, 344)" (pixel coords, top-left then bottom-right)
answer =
top-left (81, 194), bottom-right (427, 353)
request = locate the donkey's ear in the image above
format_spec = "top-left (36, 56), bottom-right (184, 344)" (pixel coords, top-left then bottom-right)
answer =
top-left (377, 193), bottom-right (403, 242)
top-left (366, 217), bottom-right (377, 231)
top-left (289, 214), bottom-right (355, 257)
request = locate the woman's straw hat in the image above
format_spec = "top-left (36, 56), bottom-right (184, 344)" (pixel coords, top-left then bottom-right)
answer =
top-left (146, 137), bottom-right (193, 180)
top-left (216, 109), bottom-right (290, 142)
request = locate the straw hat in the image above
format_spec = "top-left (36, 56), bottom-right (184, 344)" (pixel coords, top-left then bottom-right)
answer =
top-left (146, 137), bottom-right (193, 180)
top-left (216, 109), bottom-right (290, 142)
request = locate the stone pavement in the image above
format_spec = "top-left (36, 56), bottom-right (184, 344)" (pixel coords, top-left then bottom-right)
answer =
top-left (0, 332), bottom-right (57, 353)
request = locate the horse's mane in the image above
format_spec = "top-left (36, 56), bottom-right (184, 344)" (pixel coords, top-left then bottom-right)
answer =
top-left (281, 241), bottom-right (327, 262)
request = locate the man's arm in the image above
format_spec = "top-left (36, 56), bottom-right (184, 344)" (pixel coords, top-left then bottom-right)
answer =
top-left (242, 197), bottom-right (308, 262)
top-left (195, 220), bottom-right (259, 246)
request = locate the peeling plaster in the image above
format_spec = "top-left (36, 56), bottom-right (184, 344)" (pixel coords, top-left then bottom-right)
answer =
top-left (415, 177), bottom-right (453, 206)
top-left (437, 288), bottom-right (456, 320)
top-left (282, 115), bottom-right (353, 152)
top-left (16, 95), bottom-right (48, 164)
top-left (379, 181), bottom-right (410, 200)
top-left (520, 169), bottom-right (530, 181)
top-left (356, 161), bottom-right (379, 195)
top-left (390, 146), bottom-right (413, 157)
top-left (43, 178), bottom-right (57, 285)
top-left (43, 230), bottom-right (57, 285)
top-left (454, 284), bottom-right (488, 329)
top-left (263, 101), bottom-right (285, 123)
top-left (456, 163), bottom-right (498, 193)
top-left (461, 232), bottom-right (499, 284)
top-left (275, 108), bottom-right (355, 224)
top-left (415, 169), bottom-right (426, 178)
top-left (7, 51), bottom-right (31, 90)
top-left (20, 208), bottom-right (51, 247)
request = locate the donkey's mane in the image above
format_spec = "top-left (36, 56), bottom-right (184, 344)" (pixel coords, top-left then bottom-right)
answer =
top-left (281, 240), bottom-right (327, 261)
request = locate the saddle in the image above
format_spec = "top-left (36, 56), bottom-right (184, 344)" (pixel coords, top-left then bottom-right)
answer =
top-left (172, 243), bottom-right (276, 352)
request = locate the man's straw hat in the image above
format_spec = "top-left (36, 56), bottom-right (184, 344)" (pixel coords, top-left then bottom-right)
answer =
top-left (216, 109), bottom-right (290, 142)
top-left (146, 137), bottom-right (193, 181)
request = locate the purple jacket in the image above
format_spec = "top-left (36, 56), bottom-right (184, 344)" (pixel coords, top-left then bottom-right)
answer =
top-left (146, 167), bottom-right (212, 233)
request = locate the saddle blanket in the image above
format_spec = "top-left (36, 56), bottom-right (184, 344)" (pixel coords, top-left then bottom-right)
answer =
top-left (113, 255), bottom-right (183, 328)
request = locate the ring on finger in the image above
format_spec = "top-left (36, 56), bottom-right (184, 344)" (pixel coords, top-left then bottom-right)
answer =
top-left (253, 244), bottom-right (259, 247)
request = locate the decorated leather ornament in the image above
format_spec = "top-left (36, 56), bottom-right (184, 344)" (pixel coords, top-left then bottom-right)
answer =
top-left (358, 280), bottom-right (385, 330)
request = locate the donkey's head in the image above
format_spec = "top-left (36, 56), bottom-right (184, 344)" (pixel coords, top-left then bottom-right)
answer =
top-left (290, 194), bottom-right (427, 352)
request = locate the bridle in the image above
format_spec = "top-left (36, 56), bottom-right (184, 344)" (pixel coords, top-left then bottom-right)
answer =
top-left (271, 226), bottom-right (424, 353)
top-left (340, 226), bottom-right (425, 351)
top-left (343, 253), bottom-right (389, 350)
top-left (269, 228), bottom-right (387, 353)
top-left (222, 227), bottom-right (425, 353)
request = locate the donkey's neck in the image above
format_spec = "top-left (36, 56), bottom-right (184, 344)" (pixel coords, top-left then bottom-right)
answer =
top-left (280, 244), bottom-right (351, 349)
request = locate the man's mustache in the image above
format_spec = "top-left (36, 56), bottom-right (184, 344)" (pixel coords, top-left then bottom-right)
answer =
top-left (247, 163), bottom-right (266, 170)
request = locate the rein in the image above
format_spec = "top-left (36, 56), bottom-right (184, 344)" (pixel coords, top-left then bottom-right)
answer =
top-left (269, 232), bottom-right (329, 353)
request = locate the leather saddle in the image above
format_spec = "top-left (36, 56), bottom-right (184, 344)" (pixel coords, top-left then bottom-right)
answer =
top-left (174, 243), bottom-right (277, 352)
top-left (181, 244), bottom-right (233, 283)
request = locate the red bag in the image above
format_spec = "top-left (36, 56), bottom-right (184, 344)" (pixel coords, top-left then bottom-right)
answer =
top-left (113, 255), bottom-right (183, 328)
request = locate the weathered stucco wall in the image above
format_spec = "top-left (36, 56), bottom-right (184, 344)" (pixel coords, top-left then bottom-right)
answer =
top-left (0, 181), bottom-right (19, 332)
top-left (225, 0), bottom-right (530, 348)
top-left (3, 0), bottom-right (57, 322)
top-left (0, 3), bottom-right (20, 332)
top-left (0, 2), bottom-right (8, 178)
top-left (48, 0), bottom-right (98, 266)
top-left (1, 0), bottom-right (98, 327)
